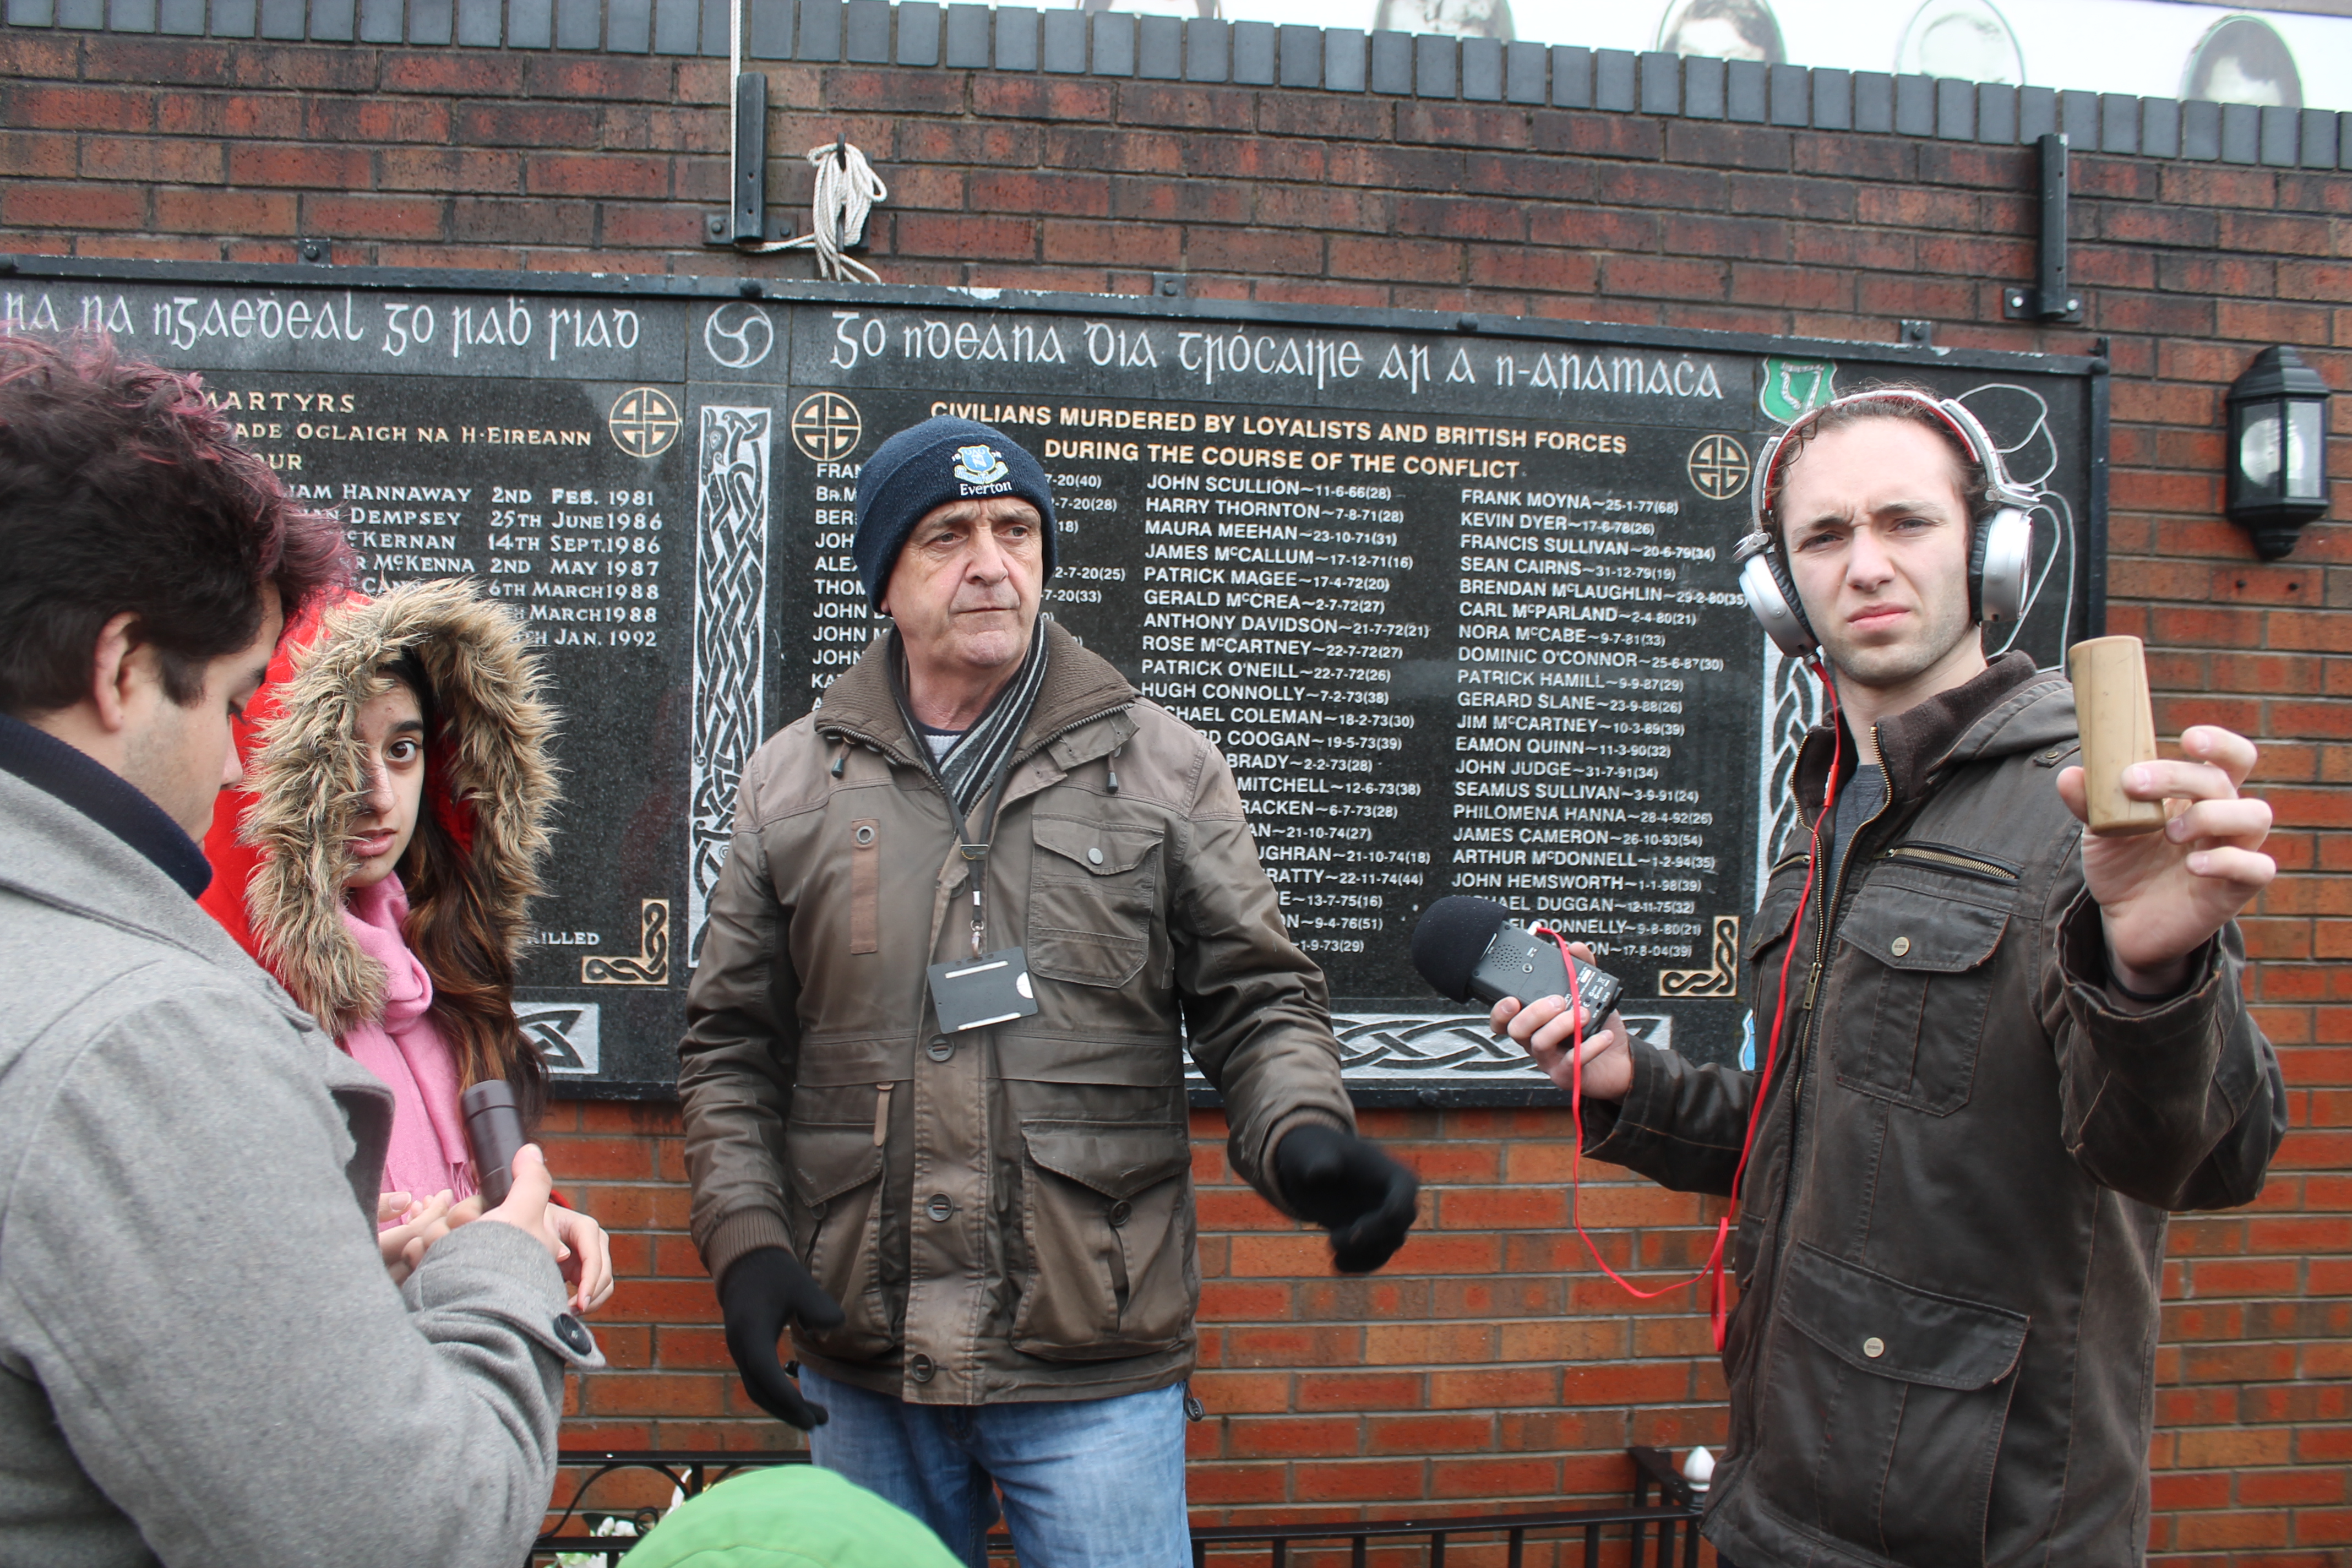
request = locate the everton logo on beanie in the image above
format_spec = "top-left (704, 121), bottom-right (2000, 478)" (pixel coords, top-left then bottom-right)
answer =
top-left (852, 416), bottom-right (1057, 610)
top-left (951, 444), bottom-right (1011, 491)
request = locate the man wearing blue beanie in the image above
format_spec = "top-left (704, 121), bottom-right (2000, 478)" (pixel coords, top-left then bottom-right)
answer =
top-left (679, 415), bottom-right (1422, 1567)
top-left (849, 415), bottom-right (1059, 611)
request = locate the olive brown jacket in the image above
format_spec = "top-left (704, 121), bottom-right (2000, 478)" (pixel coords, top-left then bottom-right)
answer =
top-left (678, 621), bottom-right (1355, 1405)
top-left (1585, 654), bottom-right (2284, 1568)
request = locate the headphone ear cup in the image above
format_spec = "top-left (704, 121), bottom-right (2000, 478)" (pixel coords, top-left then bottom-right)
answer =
top-left (1972, 506), bottom-right (2033, 624)
top-left (1738, 543), bottom-right (1819, 657)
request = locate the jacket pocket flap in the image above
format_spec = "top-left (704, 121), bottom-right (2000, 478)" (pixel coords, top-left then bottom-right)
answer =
top-left (1743, 879), bottom-right (1806, 961)
top-left (1033, 815), bottom-right (1158, 877)
top-left (786, 1121), bottom-right (885, 1207)
top-left (1781, 1244), bottom-right (2028, 1390)
top-left (1836, 883), bottom-right (2008, 972)
top-left (1022, 1121), bottom-right (1190, 1199)
top-left (994, 1035), bottom-right (1184, 1086)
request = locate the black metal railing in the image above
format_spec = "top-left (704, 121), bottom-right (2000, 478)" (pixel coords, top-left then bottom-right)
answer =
top-left (1188, 1449), bottom-right (1703, 1568)
top-left (531, 1445), bottom-right (1705, 1566)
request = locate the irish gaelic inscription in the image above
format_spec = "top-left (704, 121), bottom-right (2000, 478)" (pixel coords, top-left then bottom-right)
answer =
top-left (1, 264), bottom-right (2099, 1097)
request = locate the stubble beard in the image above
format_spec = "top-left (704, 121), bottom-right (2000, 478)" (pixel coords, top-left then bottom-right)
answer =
top-left (122, 697), bottom-right (221, 841)
top-left (945, 607), bottom-right (1032, 674)
top-left (1820, 593), bottom-right (1980, 695)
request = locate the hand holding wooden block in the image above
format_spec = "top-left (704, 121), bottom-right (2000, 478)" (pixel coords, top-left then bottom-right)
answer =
top-left (2067, 635), bottom-right (2166, 837)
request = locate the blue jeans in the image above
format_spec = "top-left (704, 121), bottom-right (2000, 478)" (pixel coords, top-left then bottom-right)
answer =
top-left (800, 1368), bottom-right (1191, 1568)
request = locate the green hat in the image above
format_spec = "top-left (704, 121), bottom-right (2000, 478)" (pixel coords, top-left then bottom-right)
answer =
top-left (617, 1464), bottom-right (962, 1568)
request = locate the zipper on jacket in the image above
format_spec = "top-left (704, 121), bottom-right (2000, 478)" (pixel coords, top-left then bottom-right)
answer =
top-left (1735, 724), bottom-right (1897, 1466)
top-left (1874, 841), bottom-right (2021, 886)
top-left (1774, 723), bottom-right (1894, 1236)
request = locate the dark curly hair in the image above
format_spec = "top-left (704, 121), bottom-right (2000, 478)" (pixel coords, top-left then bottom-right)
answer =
top-left (0, 334), bottom-right (351, 715)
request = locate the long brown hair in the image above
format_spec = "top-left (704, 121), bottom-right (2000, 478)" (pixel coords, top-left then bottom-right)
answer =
top-left (386, 662), bottom-right (548, 1131)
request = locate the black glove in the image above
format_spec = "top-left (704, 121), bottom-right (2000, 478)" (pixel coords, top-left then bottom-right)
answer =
top-left (1272, 1123), bottom-right (1420, 1274)
top-left (717, 1247), bottom-right (846, 1429)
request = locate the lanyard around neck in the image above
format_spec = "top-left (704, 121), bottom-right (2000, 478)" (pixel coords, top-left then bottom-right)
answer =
top-left (957, 774), bottom-right (1012, 959)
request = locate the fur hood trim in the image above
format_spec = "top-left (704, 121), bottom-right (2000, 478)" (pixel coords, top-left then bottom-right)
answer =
top-left (239, 580), bottom-right (558, 1034)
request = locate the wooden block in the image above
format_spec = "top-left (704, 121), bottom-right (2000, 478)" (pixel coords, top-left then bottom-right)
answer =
top-left (2068, 635), bottom-right (2166, 837)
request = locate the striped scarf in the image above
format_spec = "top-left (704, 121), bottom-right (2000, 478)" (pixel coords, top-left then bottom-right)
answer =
top-left (891, 619), bottom-right (1050, 825)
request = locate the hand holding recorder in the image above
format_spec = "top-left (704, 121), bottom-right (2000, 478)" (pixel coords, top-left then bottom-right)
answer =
top-left (1409, 896), bottom-right (1636, 1102)
top-left (1489, 958), bottom-right (1636, 1102)
top-left (458, 1080), bottom-right (614, 1313)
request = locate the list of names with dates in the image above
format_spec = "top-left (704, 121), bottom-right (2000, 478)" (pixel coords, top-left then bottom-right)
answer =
top-left (3, 267), bottom-right (2095, 1092)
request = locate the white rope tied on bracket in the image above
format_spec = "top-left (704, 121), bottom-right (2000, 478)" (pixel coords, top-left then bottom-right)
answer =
top-left (743, 137), bottom-right (888, 283)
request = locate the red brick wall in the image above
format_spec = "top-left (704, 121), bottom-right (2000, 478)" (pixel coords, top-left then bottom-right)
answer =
top-left (5, 32), bottom-right (2348, 1563)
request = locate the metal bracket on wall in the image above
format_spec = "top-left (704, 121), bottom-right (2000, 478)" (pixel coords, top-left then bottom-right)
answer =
top-left (2003, 133), bottom-right (2084, 325)
top-left (704, 70), bottom-right (768, 248)
top-left (1153, 273), bottom-right (1190, 300)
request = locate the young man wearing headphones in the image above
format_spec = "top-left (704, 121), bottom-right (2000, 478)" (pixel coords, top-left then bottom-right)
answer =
top-left (1494, 388), bottom-right (2285, 1567)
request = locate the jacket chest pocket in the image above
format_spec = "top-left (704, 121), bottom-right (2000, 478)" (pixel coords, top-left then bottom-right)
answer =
top-left (1826, 873), bottom-right (2013, 1117)
top-left (1026, 815), bottom-right (1162, 988)
top-left (1743, 859), bottom-right (1811, 1020)
top-left (1011, 1120), bottom-right (1195, 1360)
top-left (1750, 1245), bottom-right (2027, 1568)
top-left (783, 1117), bottom-right (894, 1359)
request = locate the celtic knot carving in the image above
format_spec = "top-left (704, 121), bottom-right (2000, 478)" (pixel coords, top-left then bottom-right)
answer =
top-left (1658, 916), bottom-right (1740, 997)
top-left (1757, 643), bottom-right (1824, 894)
top-left (516, 1003), bottom-right (600, 1073)
top-left (584, 900), bottom-right (671, 986)
top-left (1180, 1012), bottom-right (1675, 1088)
top-left (688, 406), bottom-right (771, 970)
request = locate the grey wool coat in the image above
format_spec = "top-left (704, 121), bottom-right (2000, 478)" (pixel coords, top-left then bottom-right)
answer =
top-left (0, 765), bottom-right (599, 1568)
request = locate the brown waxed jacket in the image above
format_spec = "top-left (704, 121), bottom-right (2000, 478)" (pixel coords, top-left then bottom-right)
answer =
top-left (1585, 654), bottom-right (2284, 1568)
top-left (678, 620), bottom-right (1354, 1406)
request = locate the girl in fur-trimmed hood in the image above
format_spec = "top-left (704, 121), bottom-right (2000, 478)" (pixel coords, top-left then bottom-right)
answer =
top-left (202, 578), bottom-right (611, 1311)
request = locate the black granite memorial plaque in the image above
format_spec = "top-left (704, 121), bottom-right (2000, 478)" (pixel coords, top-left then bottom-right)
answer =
top-left (0, 259), bottom-right (2105, 1104)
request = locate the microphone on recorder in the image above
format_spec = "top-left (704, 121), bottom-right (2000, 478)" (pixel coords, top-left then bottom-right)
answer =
top-left (1408, 895), bottom-right (1626, 1020)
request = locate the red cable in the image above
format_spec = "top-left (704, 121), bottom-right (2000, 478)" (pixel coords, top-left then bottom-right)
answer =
top-left (1537, 928), bottom-right (1727, 1303)
top-left (1537, 661), bottom-right (1843, 1351)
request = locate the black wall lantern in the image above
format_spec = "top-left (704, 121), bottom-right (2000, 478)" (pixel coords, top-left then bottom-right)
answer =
top-left (2225, 345), bottom-right (2332, 560)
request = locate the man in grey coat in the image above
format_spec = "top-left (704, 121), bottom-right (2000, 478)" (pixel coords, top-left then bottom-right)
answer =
top-left (0, 337), bottom-right (600, 1568)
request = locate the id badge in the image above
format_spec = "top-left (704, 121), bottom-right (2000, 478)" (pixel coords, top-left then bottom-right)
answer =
top-left (925, 946), bottom-right (1041, 1033)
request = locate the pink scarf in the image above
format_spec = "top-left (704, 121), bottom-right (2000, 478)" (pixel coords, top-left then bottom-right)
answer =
top-left (341, 875), bottom-right (477, 1210)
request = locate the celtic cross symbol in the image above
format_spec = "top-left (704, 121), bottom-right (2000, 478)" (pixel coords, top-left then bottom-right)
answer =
top-left (1686, 433), bottom-right (1750, 502)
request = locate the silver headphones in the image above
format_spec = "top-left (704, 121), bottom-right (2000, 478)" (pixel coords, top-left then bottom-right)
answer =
top-left (1733, 390), bottom-right (2039, 658)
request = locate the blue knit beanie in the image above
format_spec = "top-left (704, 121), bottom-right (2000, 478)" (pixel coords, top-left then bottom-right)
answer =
top-left (852, 416), bottom-right (1058, 610)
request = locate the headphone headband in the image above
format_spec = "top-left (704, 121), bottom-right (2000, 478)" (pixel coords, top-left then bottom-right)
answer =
top-left (1746, 389), bottom-right (2037, 539)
